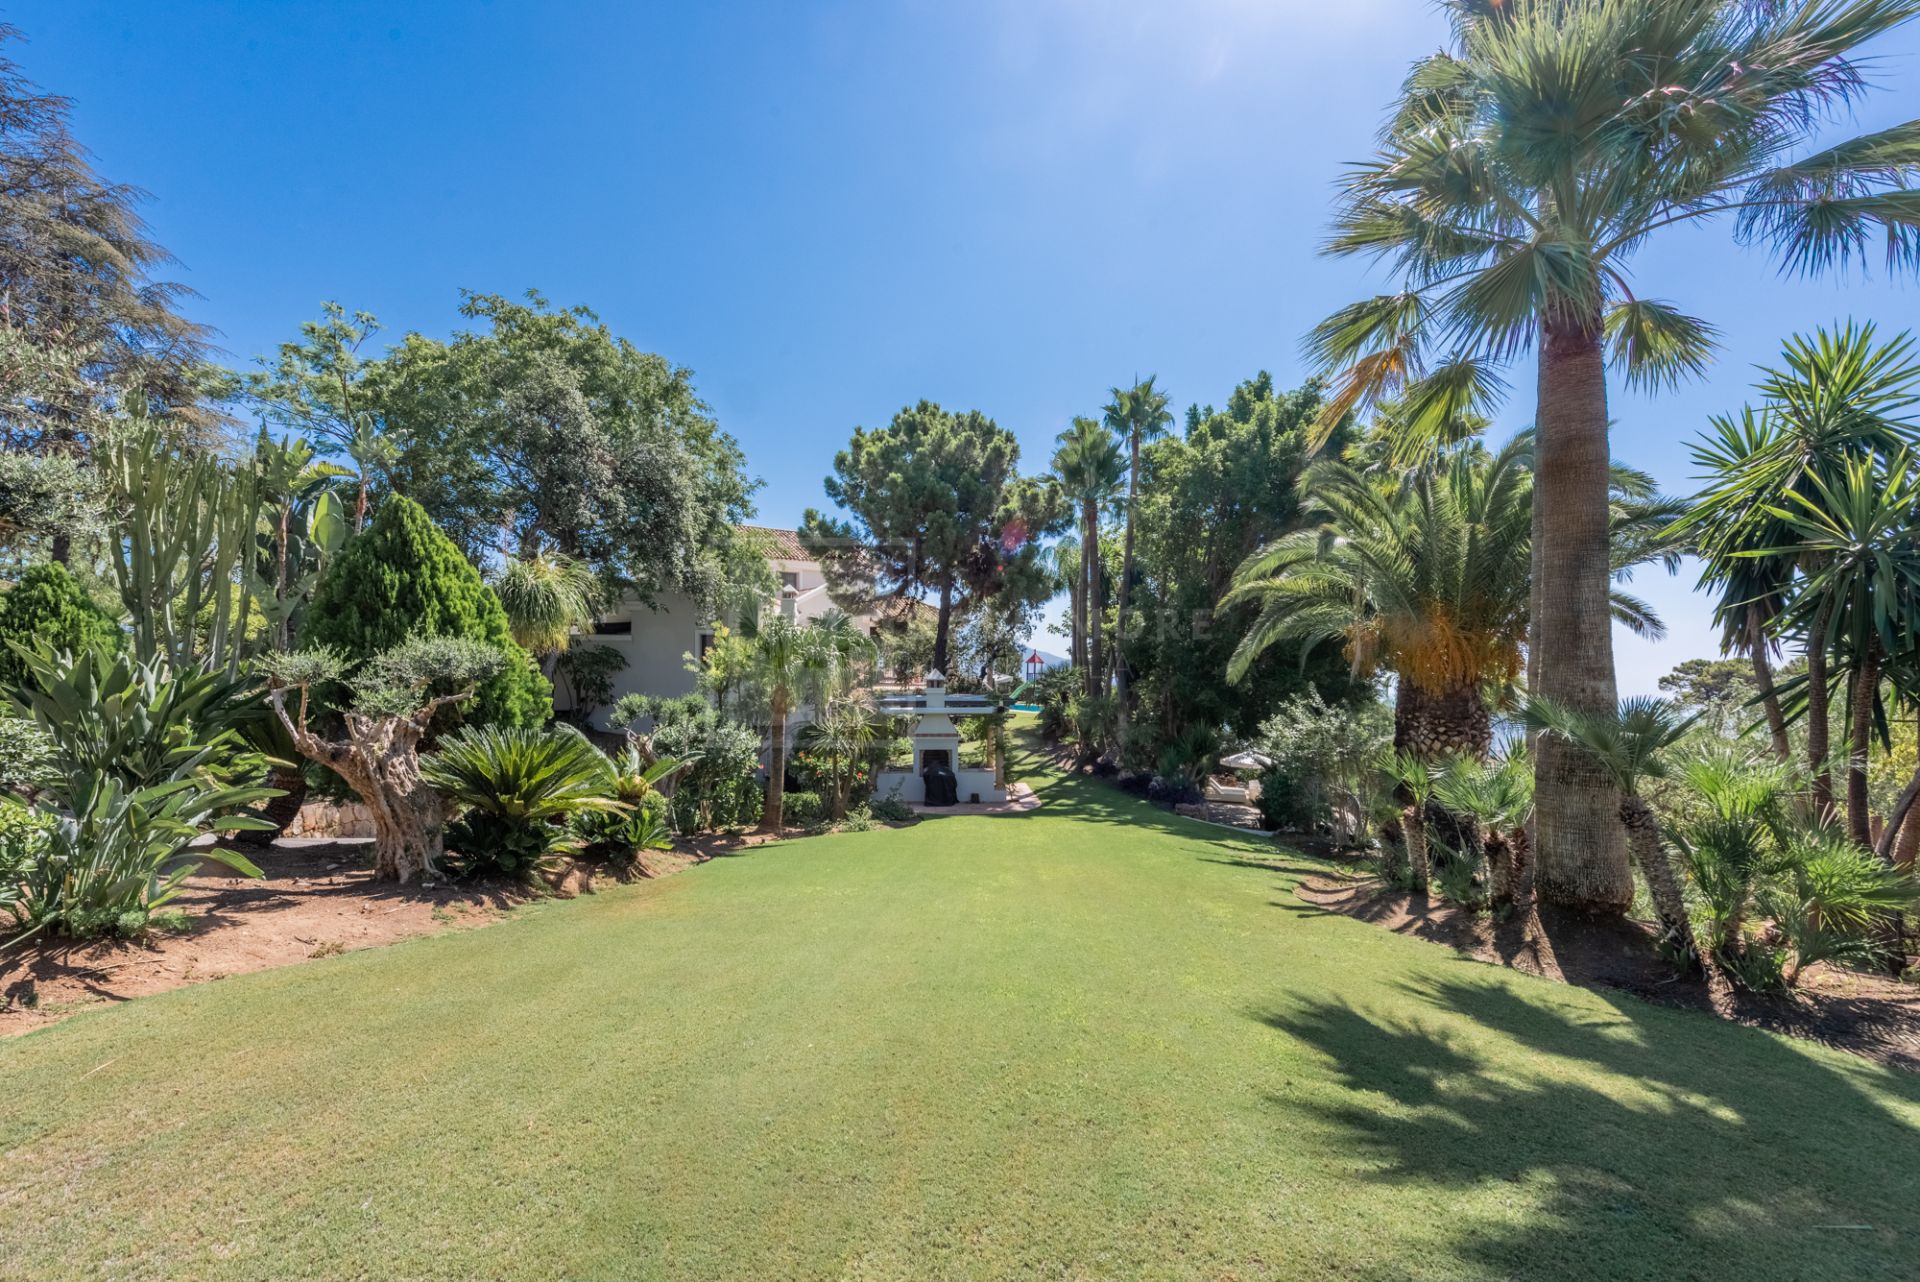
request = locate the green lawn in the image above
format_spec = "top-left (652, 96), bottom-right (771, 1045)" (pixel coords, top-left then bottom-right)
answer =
top-left (3, 730), bottom-right (1916, 1281)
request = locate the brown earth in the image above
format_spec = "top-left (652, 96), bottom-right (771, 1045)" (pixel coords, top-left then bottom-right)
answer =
top-left (1295, 866), bottom-right (1920, 1071)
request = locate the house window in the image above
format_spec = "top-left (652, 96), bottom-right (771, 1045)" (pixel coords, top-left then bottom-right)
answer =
top-left (697, 632), bottom-right (716, 662)
top-left (780, 571), bottom-right (800, 590)
top-left (591, 619), bottom-right (632, 636)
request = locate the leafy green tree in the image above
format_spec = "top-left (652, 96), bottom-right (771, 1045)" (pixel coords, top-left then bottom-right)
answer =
top-left (1313, 0), bottom-right (1920, 914)
top-left (365, 291), bottom-right (759, 609)
top-left (0, 562), bottom-right (119, 689)
top-left (1129, 374), bottom-right (1359, 746)
top-left (245, 302), bottom-right (390, 530)
top-left (1657, 659), bottom-right (1757, 711)
top-left (801, 400), bottom-right (1052, 672)
top-left (1051, 416), bottom-right (1126, 698)
top-left (302, 495), bottom-right (549, 730)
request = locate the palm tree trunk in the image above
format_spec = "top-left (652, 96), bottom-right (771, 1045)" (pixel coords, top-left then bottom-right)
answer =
top-left (1485, 831), bottom-right (1514, 907)
top-left (1745, 607), bottom-right (1791, 763)
top-left (1069, 572), bottom-right (1085, 673)
top-left (1846, 641), bottom-right (1878, 848)
top-left (1083, 499), bottom-right (1103, 699)
top-left (1394, 681), bottom-right (1492, 759)
top-left (1805, 598), bottom-right (1836, 822)
top-left (1403, 803), bottom-right (1430, 893)
top-left (1507, 824), bottom-right (1534, 905)
top-left (762, 695), bottom-right (789, 832)
top-left (1532, 313), bottom-right (1632, 913)
top-left (1114, 433), bottom-right (1141, 721)
top-left (1618, 793), bottom-right (1696, 965)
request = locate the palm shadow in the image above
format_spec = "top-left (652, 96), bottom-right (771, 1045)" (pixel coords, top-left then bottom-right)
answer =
top-left (1255, 976), bottom-right (1920, 1279)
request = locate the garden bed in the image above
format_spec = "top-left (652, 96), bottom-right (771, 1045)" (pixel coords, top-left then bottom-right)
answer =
top-left (1295, 869), bottom-right (1920, 1071)
top-left (0, 841), bottom-right (533, 1036)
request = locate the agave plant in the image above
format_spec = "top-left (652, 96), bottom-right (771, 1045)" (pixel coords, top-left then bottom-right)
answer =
top-left (423, 724), bottom-right (624, 880)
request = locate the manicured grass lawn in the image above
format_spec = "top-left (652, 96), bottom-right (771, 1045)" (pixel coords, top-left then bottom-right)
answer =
top-left (4, 728), bottom-right (1917, 1280)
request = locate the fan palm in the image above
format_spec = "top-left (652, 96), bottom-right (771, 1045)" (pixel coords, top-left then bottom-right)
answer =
top-left (1526, 697), bottom-right (1703, 965)
top-left (1315, 0), bottom-right (1920, 913)
top-left (1047, 536), bottom-right (1085, 673)
top-left (1380, 749), bottom-right (1438, 891)
top-left (1051, 416), bottom-right (1126, 700)
top-left (1433, 750), bottom-right (1536, 907)
top-left (748, 615), bottom-right (809, 831)
top-left (1103, 376), bottom-right (1174, 715)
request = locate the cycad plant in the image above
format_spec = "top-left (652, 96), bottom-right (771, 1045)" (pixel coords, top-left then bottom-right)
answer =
top-left (1527, 697), bottom-right (1702, 964)
top-left (1315, 0), bottom-right (1920, 914)
top-left (423, 724), bottom-right (624, 880)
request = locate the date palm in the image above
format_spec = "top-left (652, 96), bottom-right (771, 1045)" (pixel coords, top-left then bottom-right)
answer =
top-left (1103, 376), bottom-right (1174, 711)
top-left (1226, 438), bottom-right (1540, 760)
top-left (1051, 417), bottom-right (1126, 701)
top-left (1313, 0), bottom-right (1920, 913)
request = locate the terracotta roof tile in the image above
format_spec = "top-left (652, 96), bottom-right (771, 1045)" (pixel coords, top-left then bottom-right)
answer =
top-left (736, 525), bottom-right (810, 561)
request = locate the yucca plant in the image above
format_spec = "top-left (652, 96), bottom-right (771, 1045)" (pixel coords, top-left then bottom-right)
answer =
top-left (423, 724), bottom-right (623, 881)
top-left (491, 553), bottom-right (604, 661)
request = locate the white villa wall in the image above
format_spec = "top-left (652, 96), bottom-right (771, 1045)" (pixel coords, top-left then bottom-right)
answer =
top-left (559, 590), bottom-right (710, 728)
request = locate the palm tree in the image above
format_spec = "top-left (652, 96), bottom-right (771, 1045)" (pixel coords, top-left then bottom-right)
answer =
top-left (1381, 749), bottom-right (1438, 892)
top-left (749, 616), bottom-right (808, 831)
top-left (1048, 535), bottom-right (1085, 673)
top-left (1527, 697), bottom-right (1703, 967)
top-left (1681, 325), bottom-right (1920, 826)
top-left (1051, 416), bottom-right (1126, 700)
top-left (1225, 439), bottom-right (1539, 759)
top-left (1313, 0), bottom-right (1920, 914)
top-left (1103, 376), bottom-right (1174, 711)
top-left (492, 552), bottom-right (603, 672)
top-left (1432, 750), bottom-right (1535, 908)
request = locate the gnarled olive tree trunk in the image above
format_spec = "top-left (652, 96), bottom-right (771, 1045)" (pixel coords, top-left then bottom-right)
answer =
top-left (270, 688), bottom-right (452, 882)
top-left (1532, 314), bottom-right (1632, 913)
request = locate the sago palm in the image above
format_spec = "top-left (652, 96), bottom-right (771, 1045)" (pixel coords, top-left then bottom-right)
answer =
top-left (1051, 416), bottom-right (1126, 700)
top-left (1315, 0), bottom-right (1920, 913)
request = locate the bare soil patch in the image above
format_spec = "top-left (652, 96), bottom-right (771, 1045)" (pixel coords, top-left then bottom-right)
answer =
top-left (1295, 867), bottom-right (1920, 1071)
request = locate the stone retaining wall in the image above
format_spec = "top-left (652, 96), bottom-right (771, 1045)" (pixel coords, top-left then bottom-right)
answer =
top-left (284, 800), bottom-right (376, 839)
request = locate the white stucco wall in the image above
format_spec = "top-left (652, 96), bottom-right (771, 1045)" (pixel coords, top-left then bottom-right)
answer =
top-left (557, 591), bottom-right (710, 728)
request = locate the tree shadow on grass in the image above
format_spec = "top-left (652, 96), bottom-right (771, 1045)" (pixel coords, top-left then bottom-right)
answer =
top-left (1255, 976), bottom-right (1920, 1280)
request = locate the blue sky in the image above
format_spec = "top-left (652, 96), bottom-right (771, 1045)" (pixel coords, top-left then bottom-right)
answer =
top-left (16, 1), bottom-right (1919, 694)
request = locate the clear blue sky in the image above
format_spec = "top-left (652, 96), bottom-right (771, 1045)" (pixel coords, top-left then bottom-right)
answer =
top-left (16, 1), bottom-right (1920, 694)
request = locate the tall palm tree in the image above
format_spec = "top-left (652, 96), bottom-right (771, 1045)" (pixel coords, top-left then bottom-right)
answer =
top-left (1225, 438), bottom-right (1541, 759)
top-left (1048, 535), bottom-right (1085, 673)
top-left (1103, 376), bottom-right (1174, 710)
top-left (1527, 697), bottom-right (1703, 967)
top-left (1051, 416), bottom-right (1126, 700)
top-left (1312, 0), bottom-right (1920, 913)
top-left (1681, 325), bottom-right (1920, 825)
top-left (749, 616), bottom-right (808, 832)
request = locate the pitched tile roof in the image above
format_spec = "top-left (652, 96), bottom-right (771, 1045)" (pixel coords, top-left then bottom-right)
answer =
top-left (736, 525), bottom-right (810, 561)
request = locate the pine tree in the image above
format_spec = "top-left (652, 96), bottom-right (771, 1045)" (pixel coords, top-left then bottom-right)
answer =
top-left (303, 496), bottom-right (548, 729)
